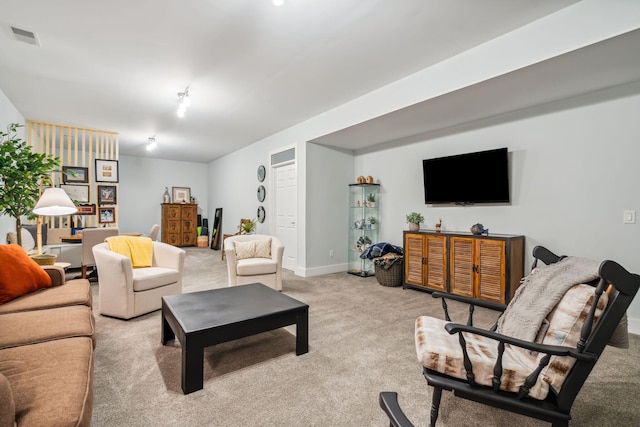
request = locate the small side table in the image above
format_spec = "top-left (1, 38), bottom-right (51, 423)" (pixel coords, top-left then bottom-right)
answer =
top-left (54, 262), bottom-right (71, 270)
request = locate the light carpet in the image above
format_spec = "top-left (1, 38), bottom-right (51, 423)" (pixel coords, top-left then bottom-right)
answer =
top-left (90, 247), bottom-right (640, 426)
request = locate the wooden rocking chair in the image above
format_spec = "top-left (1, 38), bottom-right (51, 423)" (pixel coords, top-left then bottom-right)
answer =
top-left (380, 246), bottom-right (639, 427)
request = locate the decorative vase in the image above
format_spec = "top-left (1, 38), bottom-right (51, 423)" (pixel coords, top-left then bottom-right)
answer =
top-left (408, 222), bottom-right (420, 231)
top-left (163, 187), bottom-right (171, 204)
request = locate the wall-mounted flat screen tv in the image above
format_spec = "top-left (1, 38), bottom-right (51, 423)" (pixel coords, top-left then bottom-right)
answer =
top-left (423, 147), bottom-right (510, 204)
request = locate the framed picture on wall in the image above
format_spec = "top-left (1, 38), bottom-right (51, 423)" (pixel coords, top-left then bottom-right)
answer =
top-left (60, 184), bottom-right (90, 203)
top-left (62, 166), bottom-right (89, 184)
top-left (172, 187), bottom-right (191, 204)
top-left (98, 185), bottom-right (117, 204)
top-left (98, 207), bottom-right (116, 224)
top-left (76, 204), bottom-right (96, 215)
top-left (95, 159), bottom-right (119, 182)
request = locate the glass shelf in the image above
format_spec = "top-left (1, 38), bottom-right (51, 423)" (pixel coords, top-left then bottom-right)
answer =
top-left (347, 183), bottom-right (380, 277)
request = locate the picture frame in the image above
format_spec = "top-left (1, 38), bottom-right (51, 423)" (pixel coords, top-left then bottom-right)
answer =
top-left (60, 184), bottom-right (90, 203)
top-left (172, 187), bottom-right (191, 204)
top-left (98, 207), bottom-right (116, 224)
top-left (76, 204), bottom-right (96, 215)
top-left (98, 185), bottom-right (117, 205)
top-left (62, 166), bottom-right (89, 184)
top-left (95, 159), bottom-right (119, 183)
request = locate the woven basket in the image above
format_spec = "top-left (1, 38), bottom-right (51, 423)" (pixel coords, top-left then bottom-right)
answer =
top-left (30, 253), bottom-right (57, 266)
top-left (374, 261), bottom-right (403, 287)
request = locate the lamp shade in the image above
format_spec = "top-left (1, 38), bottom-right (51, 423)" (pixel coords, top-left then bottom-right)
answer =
top-left (33, 188), bottom-right (78, 216)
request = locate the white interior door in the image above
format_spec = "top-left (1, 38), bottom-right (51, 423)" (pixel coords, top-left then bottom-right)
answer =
top-left (274, 163), bottom-right (297, 271)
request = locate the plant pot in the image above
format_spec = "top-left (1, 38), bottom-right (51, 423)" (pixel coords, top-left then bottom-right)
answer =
top-left (408, 222), bottom-right (420, 231)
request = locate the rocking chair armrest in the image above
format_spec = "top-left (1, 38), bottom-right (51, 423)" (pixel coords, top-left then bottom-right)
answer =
top-left (431, 292), bottom-right (507, 312)
top-left (379, 392), bottom-right (415, 427)
top-left (444, 323), bottom-right (598, 362)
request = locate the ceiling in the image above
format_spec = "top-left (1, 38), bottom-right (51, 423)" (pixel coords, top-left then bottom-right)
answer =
top-left (311, 27), bottom-right (640, 151)
top-left (0, 0), bottom-right (587, 163)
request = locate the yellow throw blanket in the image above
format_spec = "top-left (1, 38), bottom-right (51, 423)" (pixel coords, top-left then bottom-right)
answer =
top-left (105, 236), bottom-right (153, 268)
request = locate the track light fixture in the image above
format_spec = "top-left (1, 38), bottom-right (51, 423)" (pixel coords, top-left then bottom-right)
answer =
top-left (146, 136), bottom-right (157, 151)
top-left (177, 87), bottom-right (190, 118)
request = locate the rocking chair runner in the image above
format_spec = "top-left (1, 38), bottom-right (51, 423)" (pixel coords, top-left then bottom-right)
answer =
top-left (380, 246), bottom-right (640, 427)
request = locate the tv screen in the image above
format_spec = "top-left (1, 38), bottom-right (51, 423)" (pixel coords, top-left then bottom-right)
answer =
top-left (423, 148), bottom-right (510, 204)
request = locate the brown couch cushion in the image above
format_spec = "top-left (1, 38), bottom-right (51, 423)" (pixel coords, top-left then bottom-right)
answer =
top-left (0, 245), bottom-right (52, 305)
top-left (0, 305), bottom-right (95, 350)
top-left (0, 279), bottom-right (91, 315)
top-left (0, 337), bottom-right (93, 427)
top-left (0, 372), bottom-right (15, 427)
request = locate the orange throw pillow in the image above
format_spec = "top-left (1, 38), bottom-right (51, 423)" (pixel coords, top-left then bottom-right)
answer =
top-left (0, 244), bottom-right (53, 305)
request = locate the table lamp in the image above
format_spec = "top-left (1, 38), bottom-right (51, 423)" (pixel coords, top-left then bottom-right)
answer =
top-left (32, 188), bottom-right (78, 255)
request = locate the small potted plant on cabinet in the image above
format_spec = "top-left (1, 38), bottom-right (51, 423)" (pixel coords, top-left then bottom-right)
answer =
top-left (406, 212), bottom-right (424, 232)
top-left (367, 193), bottom-right (376, 207)
top-left (239, 218), bottom-right (257, 234)
top-left (368, 216), bottom-right (377, 229)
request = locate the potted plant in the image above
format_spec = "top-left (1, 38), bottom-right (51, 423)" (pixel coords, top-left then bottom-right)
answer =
top-left (239, 218), bottom-right (257, 234)
top-left (406, 212), bottom-right (424, 231)
top-left (368, 216), bottom-right (377, 229)
top-left (356, 235), bottom-right (372, 251)
top-left (0, 123), bottom-right (60, 246)
top-left (367, 193), bottom-right (376, 207)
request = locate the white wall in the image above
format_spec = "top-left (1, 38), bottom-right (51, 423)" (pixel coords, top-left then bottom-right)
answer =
top-left (118, 155), bottom-right (208, 236)
top-left (206, 2), bottom-right (640, 333)
top-left (0, 89), bottom-right (26, 239)
top-left (305, 143), bottom-right (354, 274)
top-left (205, 135), bottom-right (306, 252)
top-left (358, 85), bottom-right (640, 330)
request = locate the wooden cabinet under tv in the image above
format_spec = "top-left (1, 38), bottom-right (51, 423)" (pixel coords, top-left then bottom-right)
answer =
top-left (403, 230), bottom-right (524, 304)
top-left (161, 203), bottom-right (198, 247)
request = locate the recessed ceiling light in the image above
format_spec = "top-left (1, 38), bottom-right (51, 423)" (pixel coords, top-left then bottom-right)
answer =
top-left (273, 0), bottom-right (284, 6)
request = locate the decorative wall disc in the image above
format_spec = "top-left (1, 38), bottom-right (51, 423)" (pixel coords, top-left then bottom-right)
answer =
top-left (257, 206), bottom-right (265, 223)
top-left (257, 185), bottom-right (266, 202)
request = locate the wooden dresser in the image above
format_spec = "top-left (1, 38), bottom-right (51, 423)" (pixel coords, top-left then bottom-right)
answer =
top-left (404, 230), bottom-right (524, 304)
top-left (161, 203), bottom-right (197, 247)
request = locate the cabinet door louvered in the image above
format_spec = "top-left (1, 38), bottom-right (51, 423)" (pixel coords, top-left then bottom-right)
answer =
top-left (425, 235), bottom-right (447, 291)
top-left (450, 237), bottom-right (474, 297)
top-left (476, 240), bottom-right (506, 303)
top-left (404, 234), bottom-right (425, 286)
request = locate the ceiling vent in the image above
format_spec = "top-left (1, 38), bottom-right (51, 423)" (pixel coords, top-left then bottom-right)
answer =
top-left (10, 26), bottom-right (40, 46)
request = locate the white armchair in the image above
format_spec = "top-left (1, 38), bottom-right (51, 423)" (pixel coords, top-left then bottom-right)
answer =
top-left (93, 241), bottom-right (186, 319)
top-left (224, 234), bottom-right (284, 291)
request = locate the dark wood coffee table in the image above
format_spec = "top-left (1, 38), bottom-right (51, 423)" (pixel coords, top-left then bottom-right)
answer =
top-left (161, 283), bottom-right (309, 394)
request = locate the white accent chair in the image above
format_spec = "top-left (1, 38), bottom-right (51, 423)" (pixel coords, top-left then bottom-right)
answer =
top-left (224, 234), bottom-right (284, 291)
top-left (93, 241), bottom-right (186, 319)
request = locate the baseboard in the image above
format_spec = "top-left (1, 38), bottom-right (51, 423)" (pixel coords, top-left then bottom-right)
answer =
top-left (297, 263), bottom-right (349, 277)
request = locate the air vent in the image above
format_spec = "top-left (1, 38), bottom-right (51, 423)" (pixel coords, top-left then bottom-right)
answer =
top-left (10, 26), bottom-right (40, 46)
